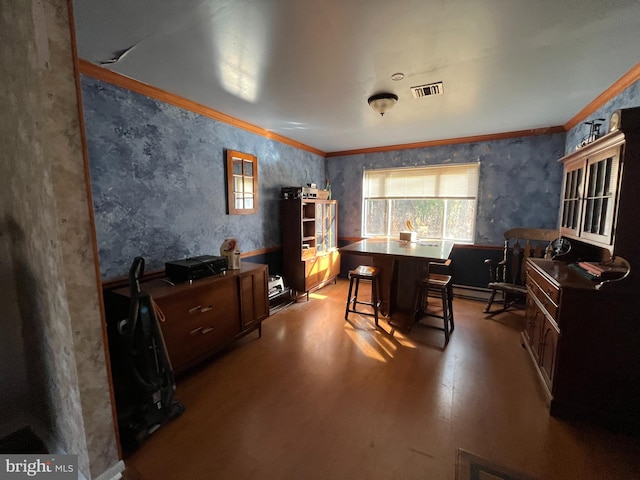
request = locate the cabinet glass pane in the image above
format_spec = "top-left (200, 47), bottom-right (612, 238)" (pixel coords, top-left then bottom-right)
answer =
top-left (599, 199), bottom-right (608, 235)
top-left (323, 206), bottom-right (330, 251)
top-left (561, 168), bottom-right (583, 230)
top-left (587, 163), bottom-right (597, 197)
top-left (582, 157), bottom-right (613, 235)
top-left (316, 203), bottom-right (324, 253)
top-left (562, 199), bottom-right (579, 229)
top-left (330, 203), bottom-right (337, 249)
top-left (602, 159), bottom-right (612, 195)
top-left (583, 200), bottom-right (593, 232)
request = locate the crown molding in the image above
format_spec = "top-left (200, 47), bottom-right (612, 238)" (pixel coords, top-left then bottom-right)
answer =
top-left (78, 60), bottom-right (326, 157)
top-left (564, 62), bottom-right (640, 131)
top-left (326, 126), bottom-right (565, 157)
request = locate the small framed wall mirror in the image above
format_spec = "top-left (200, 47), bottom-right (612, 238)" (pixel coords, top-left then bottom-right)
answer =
top-left (226, 149), bottom-right (258, 214)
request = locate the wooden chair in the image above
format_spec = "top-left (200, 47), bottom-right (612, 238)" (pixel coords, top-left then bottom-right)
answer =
top-left (484, 228), bottom-right (558, 316)
top-left (410, 260), bottom-right (455, 346)
top-left (345, 265), bottom-right (381, 327)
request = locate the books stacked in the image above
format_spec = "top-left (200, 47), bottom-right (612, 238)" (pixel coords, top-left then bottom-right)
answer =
top-left (573, 261), bottom-right (628, 280)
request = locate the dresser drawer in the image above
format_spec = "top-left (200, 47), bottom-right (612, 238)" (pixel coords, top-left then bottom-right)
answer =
top-left (527, 275), bottom-right (558, 320)
top-left (157, 280), bottom-right (238, 319)
top-left (153, 281), bottom-right (240, 371)
top-left (525, 262), bottom-right (560, 304)
top-left (159, 309), bottom-right (236, 370)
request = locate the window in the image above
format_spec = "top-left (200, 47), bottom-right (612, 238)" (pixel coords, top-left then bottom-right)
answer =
top-left (362, 163), bottom-right (479, 242)
top-left (226, 150), bottom-right (258, 214)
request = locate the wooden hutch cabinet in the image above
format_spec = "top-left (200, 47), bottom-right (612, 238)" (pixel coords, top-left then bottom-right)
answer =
top-left (559, 106), bottom-right (640, 260)
top-left (522, 107), bottom-right (640, 430)
top-left (560, 140), bottom-right (622, 246)
top-left (281, 198), bottom-right (340, 296)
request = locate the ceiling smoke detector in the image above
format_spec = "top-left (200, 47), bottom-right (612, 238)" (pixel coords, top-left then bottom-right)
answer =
top-left (411, 81), bottom-right (444, 99)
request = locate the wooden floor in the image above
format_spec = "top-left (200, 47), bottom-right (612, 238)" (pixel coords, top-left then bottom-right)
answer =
top-left (123, 279), bottom-right (640, 480)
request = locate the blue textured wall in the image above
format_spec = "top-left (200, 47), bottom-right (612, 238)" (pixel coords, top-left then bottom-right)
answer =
top-left (326, 134), bottom-right (567, 246)
top-left (565, 79), bottom-right (640, 153)
top-left (82, 76), bottom-right (325, 280)
top-left (82, 75), bottom-right (640, 281)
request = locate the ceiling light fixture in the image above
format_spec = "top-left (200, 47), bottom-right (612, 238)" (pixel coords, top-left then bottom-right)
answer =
top-left (391, 72), bottom-right (404, 81)
top-left (368, 93), bottom-right (398, 117)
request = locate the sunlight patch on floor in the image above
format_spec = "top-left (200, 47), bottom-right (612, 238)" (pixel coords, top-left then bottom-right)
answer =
top-left (389, 329), bottom-right (418, 349)
top-left (308, 292), bottom-right (329, 300)
top-left (343, 321), bottom-right (391, 363)
top-left (343, 314), bottom-right (427, 362)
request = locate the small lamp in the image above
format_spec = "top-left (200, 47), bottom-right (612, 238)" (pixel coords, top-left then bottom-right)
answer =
top-left (368, 93), bottom-right (398, 116)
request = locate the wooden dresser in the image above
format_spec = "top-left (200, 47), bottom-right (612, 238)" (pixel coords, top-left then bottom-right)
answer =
top-left (107, 262), bottom-right (269, 375)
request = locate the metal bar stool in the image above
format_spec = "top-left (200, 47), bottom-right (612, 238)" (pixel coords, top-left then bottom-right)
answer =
top-left (410, 260), bottom-right (454, 345)
top-left (345, 265), bottom-right (381, 327)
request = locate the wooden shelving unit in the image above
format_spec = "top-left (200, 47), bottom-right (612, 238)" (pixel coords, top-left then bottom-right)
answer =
top-left (281, 198), bottom-right (340, 297)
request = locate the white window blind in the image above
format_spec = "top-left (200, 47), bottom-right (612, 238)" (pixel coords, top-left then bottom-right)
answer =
top-left (362, 163), bottom-right (479, 242)
top-left (364, 163), bottom-right (479, 199)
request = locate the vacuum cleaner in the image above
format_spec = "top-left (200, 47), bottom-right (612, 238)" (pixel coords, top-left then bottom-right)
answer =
top-left (112, 256), bottom-right (184, 454)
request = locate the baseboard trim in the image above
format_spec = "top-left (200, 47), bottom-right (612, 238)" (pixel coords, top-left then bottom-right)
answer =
top-left (452, 285), bottom-right (493, 302)
top-left (94, 460), bottom-right (125, 480)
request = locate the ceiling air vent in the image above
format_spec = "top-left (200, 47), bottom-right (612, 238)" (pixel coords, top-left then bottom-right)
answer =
top-left (411, 81), bottom-right (444, 99)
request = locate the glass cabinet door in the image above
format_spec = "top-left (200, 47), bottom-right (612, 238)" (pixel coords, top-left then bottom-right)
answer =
top-left (314, 201), bottom-right (338, 254)
top-left (560, 157), bottom-right (585, 238)
top-left (580, 146), bottom-right (620, 245)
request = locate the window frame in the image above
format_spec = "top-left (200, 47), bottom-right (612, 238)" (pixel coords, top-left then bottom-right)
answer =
top-left (361, 163), bottom-right (479, 243)
top-left (226, 149), bottom-right (258, 215)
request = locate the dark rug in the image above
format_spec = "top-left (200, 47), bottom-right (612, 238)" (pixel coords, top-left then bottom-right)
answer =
top-left (455, 449), bottom-right (536, 480)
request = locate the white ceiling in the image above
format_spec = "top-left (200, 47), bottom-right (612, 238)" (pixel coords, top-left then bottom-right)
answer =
top-left (72, 0), bottom-right (640, 153)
